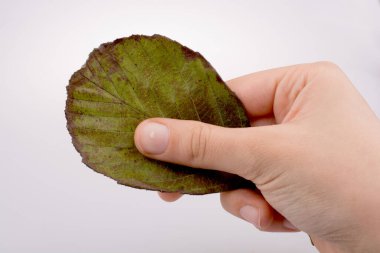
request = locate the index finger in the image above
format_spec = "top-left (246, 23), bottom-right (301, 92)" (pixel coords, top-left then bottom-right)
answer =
top-left (226, 63), bottom-right (312, 120)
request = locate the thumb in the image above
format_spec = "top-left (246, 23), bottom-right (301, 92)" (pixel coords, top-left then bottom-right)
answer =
top-left (134, 118), bottom-right (290, 180)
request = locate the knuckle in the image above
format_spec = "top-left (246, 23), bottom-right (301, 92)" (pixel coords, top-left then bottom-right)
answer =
top-left (309, 61), bottom-right (348, 90)
top-left (188, 124), bottom-right (212, 166)
top-left (313, 61), bottom-right (340, 72)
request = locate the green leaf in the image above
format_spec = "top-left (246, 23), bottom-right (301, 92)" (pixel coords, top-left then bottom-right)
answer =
top-left (65, 34), bottom-right (254, 194)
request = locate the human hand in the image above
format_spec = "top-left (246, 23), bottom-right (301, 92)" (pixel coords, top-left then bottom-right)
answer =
top-left (134, 62), bottom-right (380, 253)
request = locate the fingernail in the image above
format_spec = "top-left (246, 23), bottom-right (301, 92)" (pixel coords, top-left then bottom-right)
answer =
top-left (139, 122), bottom-right (169, 154)
top-left (283, 219), bottom-right (297, 230)
top-left (240, 206), bottom-right (260, 228)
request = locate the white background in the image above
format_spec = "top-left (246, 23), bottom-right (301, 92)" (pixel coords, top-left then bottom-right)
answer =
top-left (1, 0), bottom-right (379, 252)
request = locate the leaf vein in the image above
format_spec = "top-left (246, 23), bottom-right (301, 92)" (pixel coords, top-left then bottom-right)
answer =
top-left (79, 72), bottom-right (150, 118)
top-left (105, 47), bottom-right (148, 114)
top-left (92, 52), bottom-right (124, 101)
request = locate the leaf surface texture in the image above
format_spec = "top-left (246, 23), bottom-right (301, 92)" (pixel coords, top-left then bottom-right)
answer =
top-left (66, 35), bottom-right (254, 194)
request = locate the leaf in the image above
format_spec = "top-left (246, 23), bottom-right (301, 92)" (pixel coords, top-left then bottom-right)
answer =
top-left (65, 34), bottom-right (255, 194)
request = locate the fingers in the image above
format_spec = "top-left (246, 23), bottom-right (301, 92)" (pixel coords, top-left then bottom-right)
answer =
top-left (134, 118), bottom-right (288, 178)
top-left (158, 192), bottom-right (182, 202)
top-left (227, 70), bottom-right (281, 119)
top-left (220, 189), bottom-right (299, 232)
top-left (225, 62), bottom-right (326, 123)
top-left (157, 189), bottom-right (299, 233)
top-left (226, 65), bottom-right (297, 119)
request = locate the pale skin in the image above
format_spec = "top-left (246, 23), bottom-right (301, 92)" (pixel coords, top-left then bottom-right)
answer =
top-left (134, 62), bottom-right (380, 253)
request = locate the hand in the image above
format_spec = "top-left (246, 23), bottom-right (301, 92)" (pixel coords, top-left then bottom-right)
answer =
top-left (134, 62), bottom-right (380, 253)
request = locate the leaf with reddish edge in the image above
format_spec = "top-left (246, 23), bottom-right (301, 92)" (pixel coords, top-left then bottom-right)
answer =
top-left (65, 34), bottom-right (255, 194)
